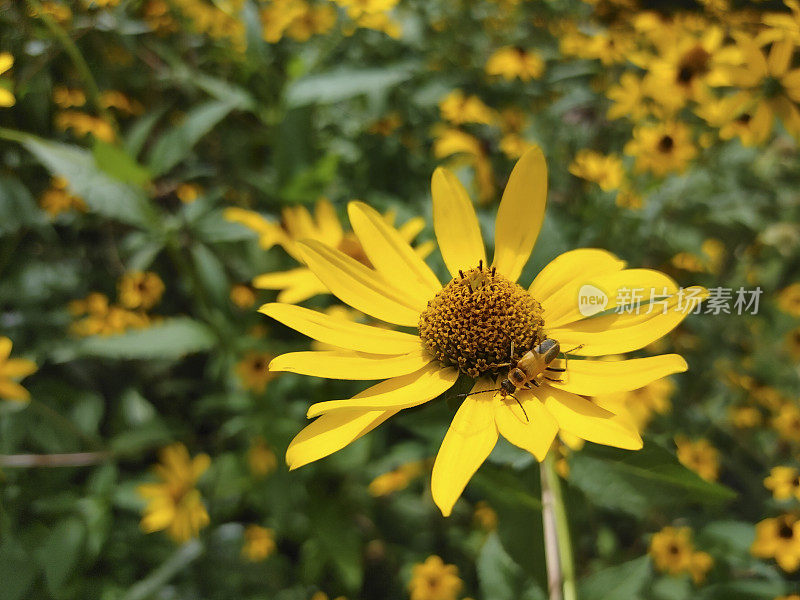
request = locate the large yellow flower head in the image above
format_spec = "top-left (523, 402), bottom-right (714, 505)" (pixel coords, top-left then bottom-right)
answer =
top-left (0, 337), bottom-right (37, 403)
top-left (262, 148), bottom-right (705, 516)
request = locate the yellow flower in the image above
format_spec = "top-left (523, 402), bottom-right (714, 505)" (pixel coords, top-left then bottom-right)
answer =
top-left (473, 501), bottom-right (498, 531)
top-left (432, 128), bottom-right (494, 203)
top-left (773, 403), bottom-right (800, 443)
top-left (368, 460), bottom-right (425, 496)
top-left (786, 326), bottom-right (800, 359)
top-left (100, 90), bottom-right (143, 116)
top-left (727, 37), bottom-right (800, 139)
top-left (261, 148), bottom-right (704, 516)
top-left (55, 110), bottom-right (115, 142)
top-left (752, 514), bottom-right (800, 572)
top-left (225, 198), bottom-right (429, 304)
top-left (230, 284), bottom-right (256, 309)
top-left (594, 377), bottom-right (673, 430)
top-left (696, 94), bottom-right (772, 147)
top-left (499, 133), bottom-right (536, 159)
top-left (408, 555), bottom-right (462, 600)
top-left (778, 283), bottom-right (800, 316)
top-left (729, 406), bottom-right (762, 428)
top-left (138, 443), bottom-right (211, 543)
top-left (39, 176), bottom-right (87, 218)
top-left (248, 437), bottom-right (278, 477)
top-left (0, 52), bottom-right (15, 108)
top-left (118, 271), bottom-right (165, 310)
top-left (675, 436), bottom-right (720, 481)
top-left (53, 87), bottom-right (86, 108)
top-left (242, 525), bottom-right (276, 561)
top-left (236, 352), bottom-right (275, 393)
top-left (69, 292), bottom-right (151, 337)
top-left (624, 122), bottom-right (697, 176)
top-left (569, 150), bottom-right (625, 191)
top-left (262, 0), bottom-right (336, 42)
top-left (439, 90), bottom-right (496, 125)
top-left (333, 0), bottom-right (398, 19)
top-left (176, 183), bottom-right (202, 204)
top-left (0, 337), bottom-right (37, 402)
top-left (606, 72), bottom-right (650, 122)
top-left (650, 526), bottom-right (712, 583)
top-left (765, 466), bottom-right (800, 501)
top-left (485, 47), bottom-right (545, 81)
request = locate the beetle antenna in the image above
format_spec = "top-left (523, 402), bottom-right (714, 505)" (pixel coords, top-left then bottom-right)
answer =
top-left (510, 394), bottom-right (529, 422)
top-left (451, 388), bottom-right (501, 400)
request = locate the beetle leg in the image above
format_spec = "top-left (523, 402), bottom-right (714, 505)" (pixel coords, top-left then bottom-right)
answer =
top-left (546, 366), bottom-right (566, 372)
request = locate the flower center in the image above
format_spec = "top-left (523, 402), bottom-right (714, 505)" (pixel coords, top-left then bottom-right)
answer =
top-left (418, 263), bottom-right (545, 378)
top-left (657, 135), bottom-right (675, 153)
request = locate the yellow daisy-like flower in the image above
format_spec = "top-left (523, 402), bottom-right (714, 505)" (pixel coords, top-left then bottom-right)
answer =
top-left (138, 443), bottom-right (211, 543)
top-left (225, 198), bottom-right (429, 305)
top-left (624, 121), bottom-right (697, 177)
top-left (765, 466), bottom-right (800, 501)
top-left (752, 514), bottom-right (800, 572)
top-left (485, 47), bottom-right (545, 81)
top-left (408, 555), bottom-right (462, 600)
top-left (568, 150), bottom-right (625, 192)
top-left (649, 526), bottom-right (713, 583)
top-left (248, 437), bottom-right (278, 477)
top-left (778, 283), bottom-right (800, 316)
top-left (0, 52), bottom-right (15, 108)
top-left (118, 271), bottom-right (165, 310)
top-left (439, 90), bottom-right (496, 125)
top-left (773, 403), bottom-right (800, 443)
top-left (236, 351), bottom-right (275, 393)
top-left (729, 405), bottom-right (762, 428)
top-left (0, 337), bottom-right (37, 403)
top-left (242, 525), bottom-right (276, 561)
top-left (368, 460), bottom-right (426, 497)
top-left (260, 148), bottom-right (704, 516)
top-left (675, 436), bottom-right (720, 482)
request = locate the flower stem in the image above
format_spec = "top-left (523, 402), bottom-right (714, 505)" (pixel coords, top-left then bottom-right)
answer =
top-left (541, 452), bottom-right (577, 600)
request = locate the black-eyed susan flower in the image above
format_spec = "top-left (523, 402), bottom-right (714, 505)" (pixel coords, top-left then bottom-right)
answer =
top-left (752, 514), bottom-right (800, 572)
top-left (242, 525), bottom-right (276, 561)
top-left (473, 501), bottom-right (498, 531)
top-left (624, 121), bottom-right (697, 176)
top-left (675, 436), bottom-right (720, 481)
top-left (773, 403), bottom-right (800, 443)
top-left (778, 283), bottom-right (800, 316)
top-left (138, 443), bottom-right (211, 543)
top-left (368, 460), bottom-right (425, 496)
top-left (0, 53), bottom-right (15, 108)
top-left (439, 90), bottom-right (496, 125)
top-left (485, 46), bottom-right (545, 81)
top-left (118, 271), bottom-right (165, 310)
top-left (432, 127), bottom-right (494, 203)
top-left (260, 148), bottom-right (705, 516)
top-left (729, 405), bottom-right (763, 428)
top-left (247, 437), bottom-right (278, 477)
top-left (765, 466), bottom-right (800, 501)
top-left (568, 150), bottom-right (625, 192)
top-left (39, 176), bottom-right (87, 218)
top-left (408, 555), bottom-right (462, 600)
top-left (225, 198), bottom-right (430, 304)
top-left (785, 326), bottom-right (800, 359)
top-left (649, 526), bottom-right (714, 584)
top-left (0, 337), bottom-right (37, 403)
top-left (230, 284), bottom-right (256, 309)
top-left (236, 351), bottom-right (275, 393)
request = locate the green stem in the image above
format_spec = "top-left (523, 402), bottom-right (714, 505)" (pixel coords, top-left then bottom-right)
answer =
top-left (541, 453), bottom-right (577, 600)
top-left (26, 0), bottom-right (118, 132)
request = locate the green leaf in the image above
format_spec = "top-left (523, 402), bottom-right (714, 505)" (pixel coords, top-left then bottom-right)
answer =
top-left (73, 318), bottom-right (216, 360)
top-left (695, 579), bottom-right (788, 600)
top-left (0, 176), bottom-right (47, 235)
top-left (0, 540), bottom-right (37, 600)
top-left (21, 136), bottom-right (154, 228)
top-left (190, 243), bottom-right (229, 305)
top-left (477, 532), bottom-right (544, 600)
top-left (286, 62), bottom-right (417, 106)
top-left (568, 441), bottom-right (736, 517)
top-left (147, 100), bottom-right (236, 175)
top-left (38, 517), bottom-right (85, 593)
top-left (578, 556), bottom-right (651, 600)
top-left (124, 106), bottom-right (168, 159)
top-left (92, 139), bottom-right (151, 186)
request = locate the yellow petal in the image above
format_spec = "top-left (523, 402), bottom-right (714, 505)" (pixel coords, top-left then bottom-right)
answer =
top-left (530, 248), bottom-right (625, 300)
top-left (297, 240), bottom-right (423, 326)
top-left (543, 268), bottom-right (679, 329)
top-left (0, 380), bottom-right (30, 402)
top-left (252, 267), bottom-right (327, 304)
top-left (286, 408), bottom-right (397, 469)
top-left (431, 167), bottom-right (486, 277)
top-left (306, 363), bottom-right (458, 417)
top-left (348, 201), bottom-right (441, 303)
top-left (492, 147), bottom-right (547, 282)
top-left (0, 337), bottom-right (12, 360)
top-left (314, 198), bottom-right (344, 247)
top-left (0, 358), bottom-right (37, 379)
top-left (260, 302), bottom-right (422, 354)
top-left (397, 216), bottom-right (425, 243)
top-left (141, 506), bottom-right (176, 532)
top-left (537, 386), bottom-right (643, 450)
top-left (0, 88), bottom-right (14, 108)
top-left (0, 53), bottom-right (12, 75)
top-left (269, 346), bottom-right (431, 379)
top-left (549, 287), bottom-right (708, 356)
top-left (551, 354), bottom-right (687, 396)
top-left (431, 382), bottom-right (498, 517)
top-left (493, 390), bottom-right (557, 461)
top-left (282, 205), bottom-right (317, 240)
top-left (768, 38), bottom-right (794, 76)
top-left (223, 208), bottom-right (283, 250)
